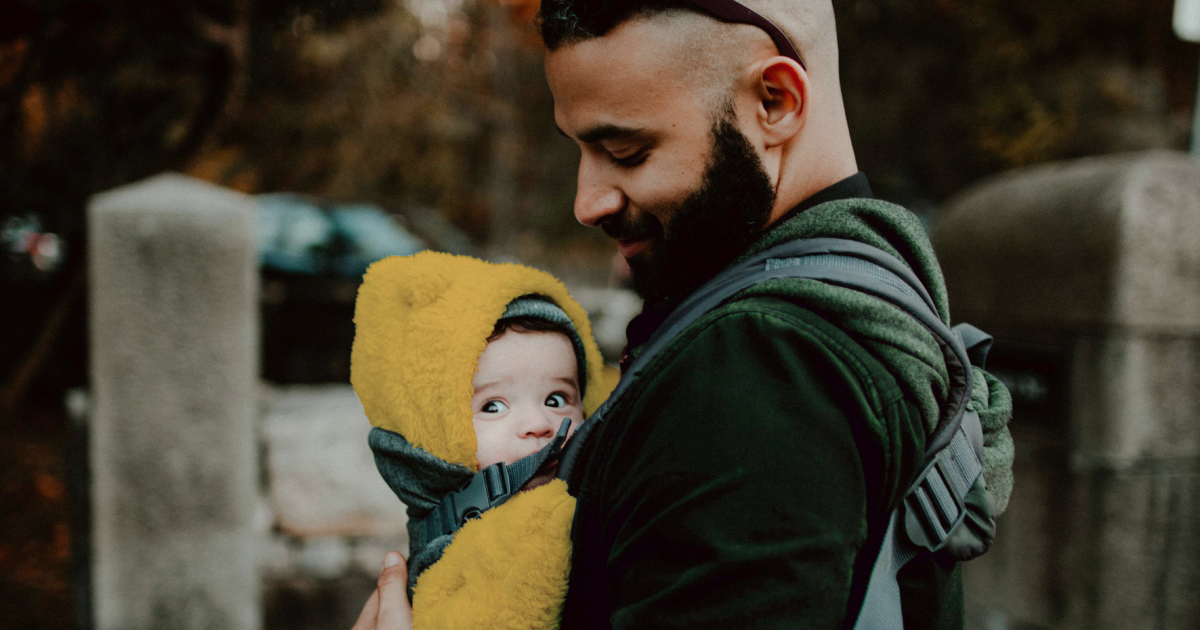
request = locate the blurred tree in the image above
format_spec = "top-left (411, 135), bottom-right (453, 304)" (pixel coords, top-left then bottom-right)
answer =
top-left (0, 0), bottom-right (389, 412)
top-left (0, 0), bottom-right (605, 413)
top-left (3, 0), bottom-right (1197, 257)
top-left (192, 0), bottom-right (594, 248)
top-left (0, 0), bottom-right (388, 236)
top-left (835, 0), bottom-right (1198, 205)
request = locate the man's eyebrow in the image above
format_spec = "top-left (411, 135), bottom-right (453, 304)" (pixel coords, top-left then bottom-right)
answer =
top-left (569, 123), bottom-right (644, 145)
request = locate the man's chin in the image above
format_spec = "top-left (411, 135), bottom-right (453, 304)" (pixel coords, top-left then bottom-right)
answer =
top-left (628, 261), bottom-right (691, 308)
top-left (622, 249), bottom-right (652, 275)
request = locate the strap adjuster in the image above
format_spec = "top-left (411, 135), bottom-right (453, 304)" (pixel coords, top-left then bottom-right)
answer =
top-left (904, 462), bottom-right (962, 548)
top-left (902, 411), bottom-right (985, 551)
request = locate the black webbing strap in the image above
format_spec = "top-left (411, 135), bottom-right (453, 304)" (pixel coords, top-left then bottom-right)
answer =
top-left (415, 417), bottom-right (571, 546)
top-left (554, 238), bottom-right (990, 628)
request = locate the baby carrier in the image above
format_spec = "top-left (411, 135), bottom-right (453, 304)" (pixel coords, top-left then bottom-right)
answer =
top-left (424, 237), bottom-right (1000, 628)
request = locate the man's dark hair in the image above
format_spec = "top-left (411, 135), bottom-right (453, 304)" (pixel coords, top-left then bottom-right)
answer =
top-left (538, 0), bottom-right (699, 50)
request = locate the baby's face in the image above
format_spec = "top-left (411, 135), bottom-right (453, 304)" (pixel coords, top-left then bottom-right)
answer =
top-left (471, 330), bottom-right (585, 470)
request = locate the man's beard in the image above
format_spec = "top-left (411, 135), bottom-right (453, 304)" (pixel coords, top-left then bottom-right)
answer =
top-left (604, 116), bottom-right (776, 309)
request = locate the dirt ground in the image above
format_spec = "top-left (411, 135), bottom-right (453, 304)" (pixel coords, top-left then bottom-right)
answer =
top-left (0, 405), bottom-right (74, 630)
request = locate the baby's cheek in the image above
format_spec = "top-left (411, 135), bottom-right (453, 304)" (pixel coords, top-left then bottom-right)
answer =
top-left (568, 409), bottom-right (586, 434)
top-left (472, 420), bottom-right (501, 468)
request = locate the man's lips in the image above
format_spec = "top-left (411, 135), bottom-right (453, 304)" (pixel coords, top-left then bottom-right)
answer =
top-left (616, 238), bottom-right (650, 258)
top-left (600, 214), bottom-right (657, 259)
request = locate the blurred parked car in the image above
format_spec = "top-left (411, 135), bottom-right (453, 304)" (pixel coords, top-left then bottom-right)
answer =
top-left (256, 195), bottom-right (429, 384)
top-left (257, 194), bottom-right (425, 278)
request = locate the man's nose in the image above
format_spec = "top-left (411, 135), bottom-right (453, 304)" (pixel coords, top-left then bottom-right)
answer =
top-left (574, 154), bottom-right (624, 227)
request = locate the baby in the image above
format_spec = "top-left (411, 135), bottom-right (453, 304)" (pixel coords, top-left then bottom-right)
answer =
top-left (351, 251), bottom-right (615, 630)
top-left (471, 299), bottom-right (588, 488)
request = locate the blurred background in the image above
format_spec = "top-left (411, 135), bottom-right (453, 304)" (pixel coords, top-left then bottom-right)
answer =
top-left (1, 0), bottom-right (1198, 628)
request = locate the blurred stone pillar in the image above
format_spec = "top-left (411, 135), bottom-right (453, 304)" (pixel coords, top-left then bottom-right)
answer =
top-left (88, 173), bottom-right (260, 630)
top-left (933, 151), bottom-right (1200, 630)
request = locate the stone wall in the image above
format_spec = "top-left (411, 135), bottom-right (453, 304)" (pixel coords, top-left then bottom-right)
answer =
top-left (933, 151), bottom-right (1200, 630)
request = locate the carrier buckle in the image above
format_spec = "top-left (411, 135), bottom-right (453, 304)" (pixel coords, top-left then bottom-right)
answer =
top-left (902, 415), bottom-right (984, 551)
top-left (451, 462), bottom-right (510, 525)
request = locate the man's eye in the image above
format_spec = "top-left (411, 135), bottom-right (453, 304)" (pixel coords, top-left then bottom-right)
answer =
top-left (481, 400), bottom-right (508, 413)
top-left (545, 393), bottom-right (568, 408)
top-left (613, 150), bottom-right (648, 168)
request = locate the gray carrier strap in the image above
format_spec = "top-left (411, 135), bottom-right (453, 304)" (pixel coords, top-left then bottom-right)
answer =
top-left (554, 237), bottom-right (992, 629)
top-left (414, 417), bottom-right (571, 547)
top-left (560, 238), bottom-right (977, 478)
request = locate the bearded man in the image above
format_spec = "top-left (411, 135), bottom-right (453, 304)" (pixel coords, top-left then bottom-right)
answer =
top-left (355, 0), bottom-right (1014, 627)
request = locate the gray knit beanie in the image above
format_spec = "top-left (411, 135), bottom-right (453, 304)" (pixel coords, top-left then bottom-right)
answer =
top-left (498, 295), bottom-right (588, 398)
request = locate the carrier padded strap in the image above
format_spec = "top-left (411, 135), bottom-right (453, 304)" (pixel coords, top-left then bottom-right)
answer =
top-left (852, 510), bottom-right (916, 630)
top-left (559, 238), bottom-right (975, 483)
top-left (854, 409), bottom-right (986, 630)
top-left (953, 322), bottom-right (993, 370)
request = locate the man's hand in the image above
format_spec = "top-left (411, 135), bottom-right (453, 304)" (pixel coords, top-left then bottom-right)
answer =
top-left (351, 551), bottom-right (413, 630)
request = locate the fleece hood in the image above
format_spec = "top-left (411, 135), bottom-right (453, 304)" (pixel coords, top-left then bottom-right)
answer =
top-left (736, 198), bottom-right (1015, 514)
top-left (351, 252), bottom-right (617, 603)
top-left (351, 251), bottom-right (612, 470)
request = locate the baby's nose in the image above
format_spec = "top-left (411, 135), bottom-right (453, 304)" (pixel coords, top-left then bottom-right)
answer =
top-left (518, 413), bottom-right (558, 439)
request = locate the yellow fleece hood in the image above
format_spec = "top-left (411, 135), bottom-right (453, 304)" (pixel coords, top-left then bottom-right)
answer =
top-left (351, 251), bottom-right (613, 470)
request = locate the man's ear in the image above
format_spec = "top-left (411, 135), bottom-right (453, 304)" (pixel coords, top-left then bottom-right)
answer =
top-left (754, 57), bottom-right (807, 148)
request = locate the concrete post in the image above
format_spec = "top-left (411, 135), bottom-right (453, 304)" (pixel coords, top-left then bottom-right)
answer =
top-left (933, 151), bottom-right (1200, 630)
top-left (89, 173), bottom-right (260, 630)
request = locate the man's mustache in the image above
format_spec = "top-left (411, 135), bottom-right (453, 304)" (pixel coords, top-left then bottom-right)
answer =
top-left (599, 212), bottom-right (663, 242)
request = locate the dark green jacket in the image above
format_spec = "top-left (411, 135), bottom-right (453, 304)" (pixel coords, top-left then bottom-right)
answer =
top-left (560, 196), bottom-right (1014, 630)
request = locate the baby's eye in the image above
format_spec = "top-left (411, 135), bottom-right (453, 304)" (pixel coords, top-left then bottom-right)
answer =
top-left (544, 393), bottom-right (569, 408)
top-left (481, 400), bottom-right (508, 413)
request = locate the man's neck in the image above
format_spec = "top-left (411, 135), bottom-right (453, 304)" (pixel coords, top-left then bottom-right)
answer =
top-left (766, 106), bottom-right (860, 225)
top-left (762, 171), bottom-right (873, 235)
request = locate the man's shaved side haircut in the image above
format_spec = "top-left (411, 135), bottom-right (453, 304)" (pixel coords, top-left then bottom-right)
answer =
top-left (538, 0), bottom-right (843, 110)
top-left (538, 0), bottom-right (676, 50)
top-left (540, 3), bottom-right (756, 117)
top-left (646, 10), bottom-right (762, 113)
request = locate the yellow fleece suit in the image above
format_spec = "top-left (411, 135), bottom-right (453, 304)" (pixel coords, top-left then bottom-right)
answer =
top-left (351, 251), bottom-right (617, 630)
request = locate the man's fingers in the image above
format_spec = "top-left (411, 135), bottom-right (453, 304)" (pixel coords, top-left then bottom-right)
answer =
top-left (375, 551), bottom-right (414, 630)
top-left (351, 589), bottom-right (380, 630)
top-left (375, 551), bottom-right (408, 593)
